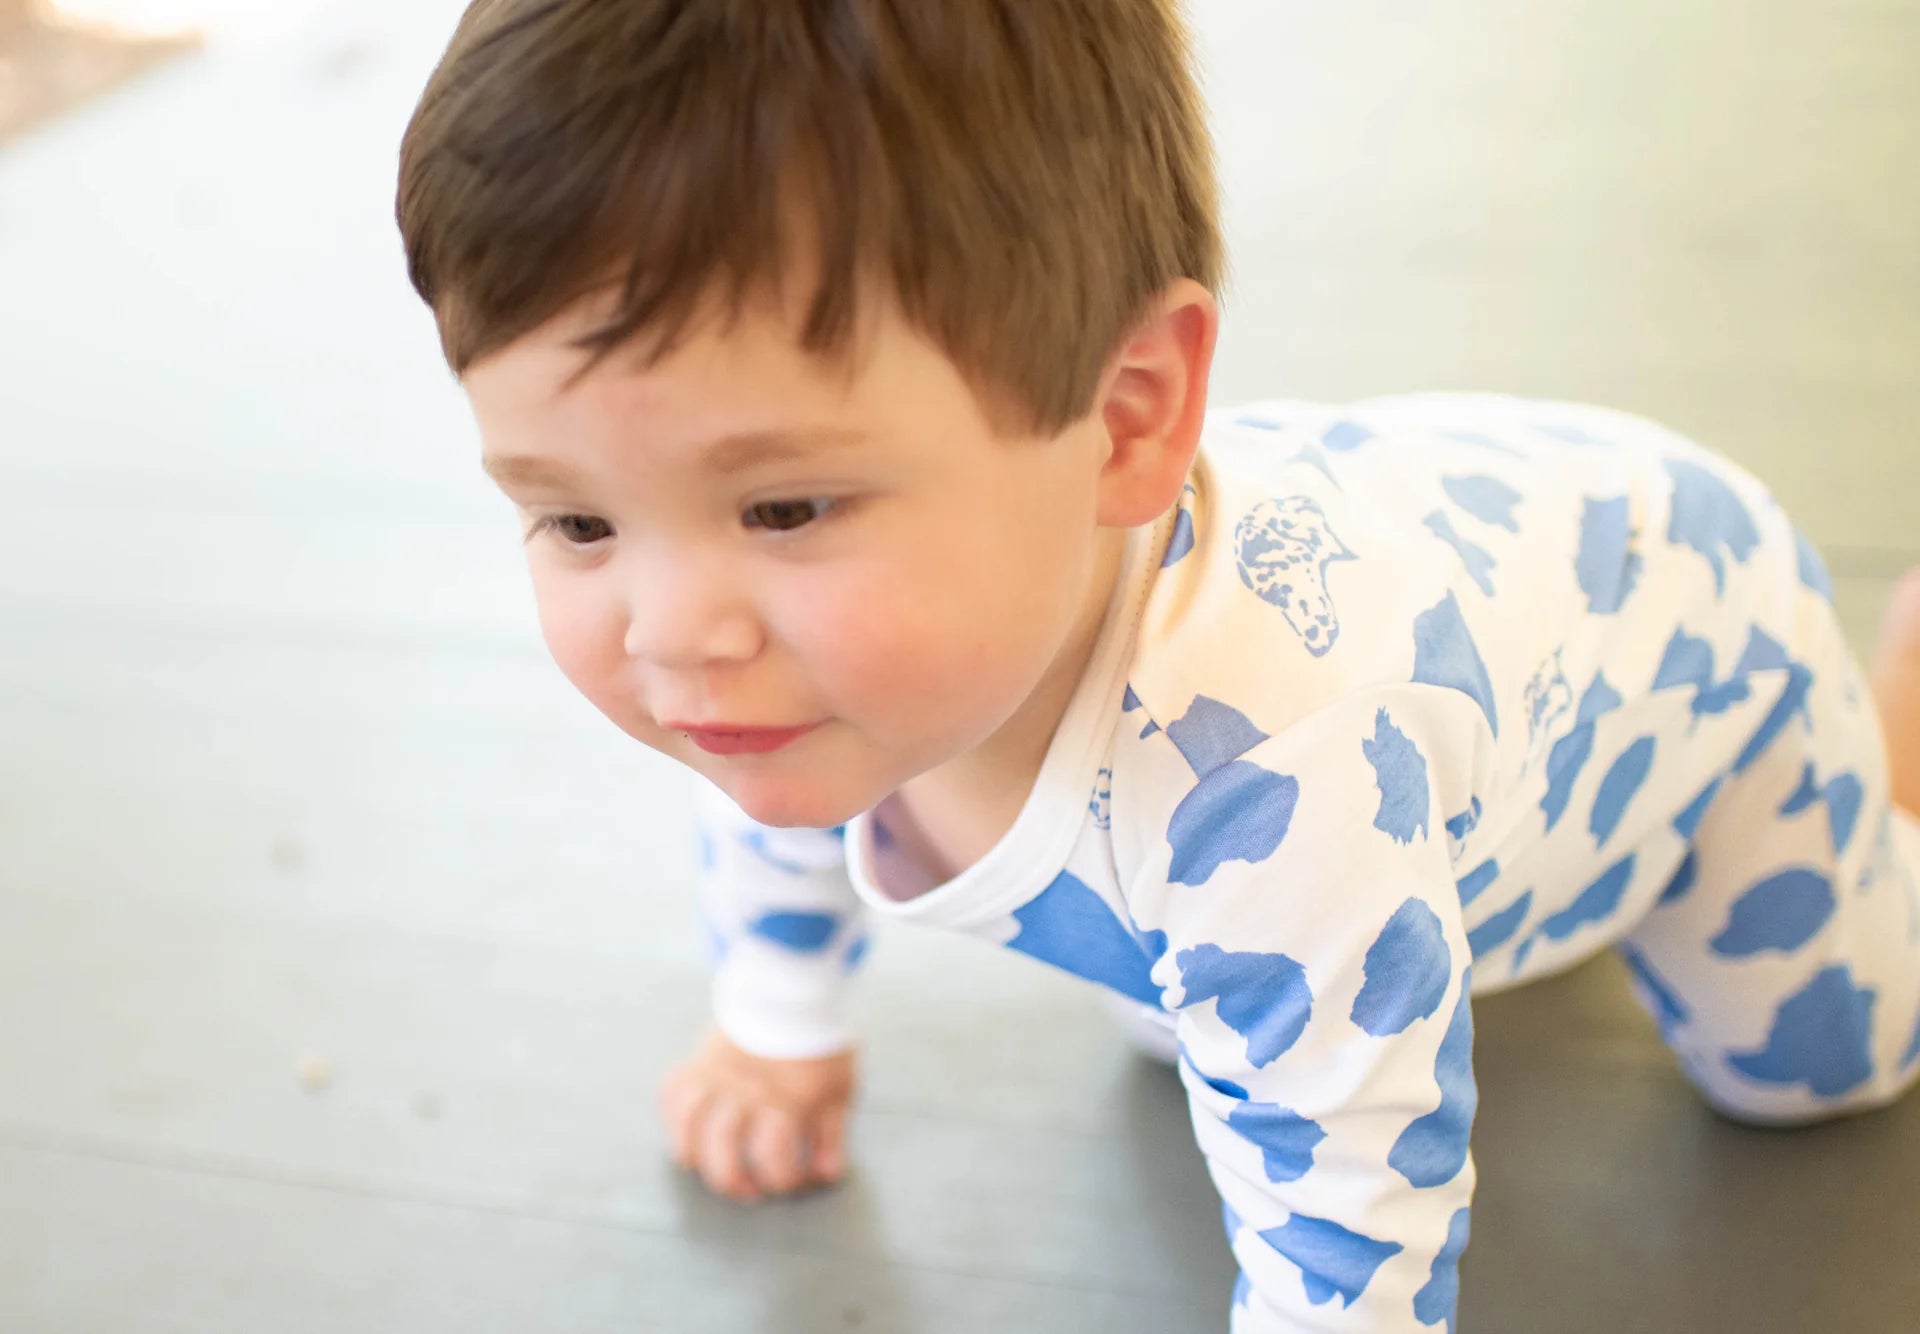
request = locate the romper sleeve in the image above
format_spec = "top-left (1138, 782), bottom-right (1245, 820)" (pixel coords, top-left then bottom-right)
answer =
top-left (689, 777), bottom-right (870, 1059)
top-left (1140, 684), bottom-right (1491, 1333)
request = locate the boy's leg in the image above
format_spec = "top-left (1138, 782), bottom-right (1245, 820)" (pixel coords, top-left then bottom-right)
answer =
top-left (1618, 574), bottom-right (1920, 1124)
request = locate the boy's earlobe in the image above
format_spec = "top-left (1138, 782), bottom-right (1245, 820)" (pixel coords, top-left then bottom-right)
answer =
top-left (1096, 279), bottom-right (1219, 528)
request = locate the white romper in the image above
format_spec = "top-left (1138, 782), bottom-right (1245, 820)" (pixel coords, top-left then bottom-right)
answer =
top-left (690, 394), bottom-right (1920, 1333)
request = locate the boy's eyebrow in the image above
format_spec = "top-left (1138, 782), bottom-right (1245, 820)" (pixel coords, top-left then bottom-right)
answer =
top-left (699, 427), bottom-right (870, 473)
top-left (481, 455), bottom-right (573, 488)
top-left (482, 428), bottom-right (869, 487)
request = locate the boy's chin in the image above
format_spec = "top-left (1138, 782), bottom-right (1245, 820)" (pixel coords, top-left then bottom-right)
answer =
top-left (696, 764), bottom-right (875, 831)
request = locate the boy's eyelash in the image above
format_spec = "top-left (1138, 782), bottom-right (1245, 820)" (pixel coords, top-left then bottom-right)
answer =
top-left (524, 514), bottom-right (612, 545)
top-left (523, 498), bottom-right (842, 546)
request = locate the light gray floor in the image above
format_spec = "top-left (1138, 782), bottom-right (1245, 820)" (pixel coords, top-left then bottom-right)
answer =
top-left (1, 2), bottom-right (1916, 1331)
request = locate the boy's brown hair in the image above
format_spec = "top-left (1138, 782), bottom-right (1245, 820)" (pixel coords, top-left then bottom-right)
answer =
top-left (397, 0), bottom-right (1222, 435)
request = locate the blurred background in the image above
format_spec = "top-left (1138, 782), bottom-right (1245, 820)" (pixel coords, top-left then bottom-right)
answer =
top-left (1, 2), bottom-right (1915, 1330)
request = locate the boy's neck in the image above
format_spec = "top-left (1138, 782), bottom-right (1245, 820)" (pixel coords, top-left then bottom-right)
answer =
top-left (890, 523), bottom-right (1130, 861)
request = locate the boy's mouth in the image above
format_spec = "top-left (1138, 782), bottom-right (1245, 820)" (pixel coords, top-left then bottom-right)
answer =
top-left (670, 722), bottom-right (821, 755)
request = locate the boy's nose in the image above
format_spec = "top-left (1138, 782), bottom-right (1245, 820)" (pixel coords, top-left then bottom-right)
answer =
top-left (619, 557), bottom-right (762, 668)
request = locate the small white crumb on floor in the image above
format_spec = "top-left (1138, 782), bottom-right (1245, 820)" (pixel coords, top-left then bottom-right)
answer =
top-left (294, 1053), bottom-right (331, 1092)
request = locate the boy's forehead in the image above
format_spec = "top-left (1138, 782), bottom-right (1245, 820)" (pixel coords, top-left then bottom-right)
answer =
top-left (468, 289), bottom-right (965, 459)
top-left (465, 277), bottom-right (1041, 483)
top-left (486, 285), bottom-right (880, 404)
top-left (467, 314), bottom-right (883, 480)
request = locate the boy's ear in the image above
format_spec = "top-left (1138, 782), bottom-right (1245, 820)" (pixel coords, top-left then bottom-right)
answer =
top-left (1093, 278), bottom-right (1219, 528)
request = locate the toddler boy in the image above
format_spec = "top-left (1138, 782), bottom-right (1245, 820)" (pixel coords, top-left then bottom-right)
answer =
top-left (397, 2), bottom-right (1920, 1328)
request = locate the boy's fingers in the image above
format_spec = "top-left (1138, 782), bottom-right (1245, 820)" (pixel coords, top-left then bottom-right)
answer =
top-left (746, 1108), bottom-right (806, 1195)
top-left (809, 1103), bottom-right (848, 1182)
top-left (658, 1071), bottom-right (709, 1169)
top-left (696, 1098), bottom-right (758, 1201)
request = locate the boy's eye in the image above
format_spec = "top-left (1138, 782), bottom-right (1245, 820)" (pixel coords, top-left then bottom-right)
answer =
top-left (744, 498), bottom-right (835, 532)
top-left (543, 514), bottom-right (613, 545)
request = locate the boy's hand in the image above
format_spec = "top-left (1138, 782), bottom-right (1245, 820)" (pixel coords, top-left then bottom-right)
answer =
top-left (658, 1027), bottom-right (856, 1201)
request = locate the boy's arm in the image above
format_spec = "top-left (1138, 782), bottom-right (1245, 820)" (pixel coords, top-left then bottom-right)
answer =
top-left (663, 780), bottom-right (868, 1200)
top-left (689, 777), bottom-right (869, 1058)
top-left (1143, 685), bottom-right (1490, 1333)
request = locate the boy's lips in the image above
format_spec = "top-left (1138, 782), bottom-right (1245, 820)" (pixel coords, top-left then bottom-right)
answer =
top-left (667, 721), bottom-right (821, 755)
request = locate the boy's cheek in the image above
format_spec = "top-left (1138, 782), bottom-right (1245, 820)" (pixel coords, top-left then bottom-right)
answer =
top-left (532, 581), bottom-right (635, 724)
